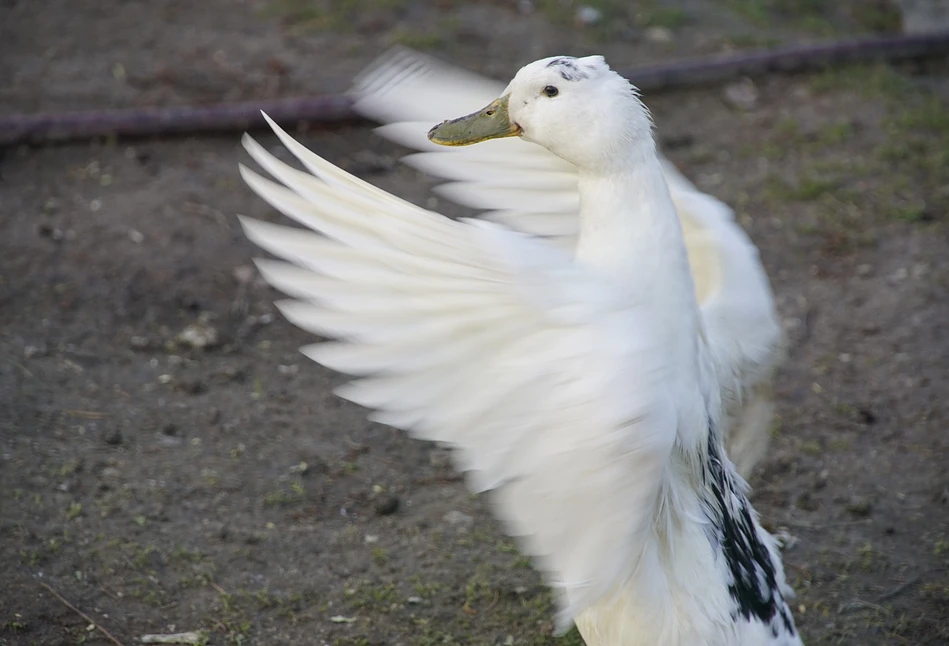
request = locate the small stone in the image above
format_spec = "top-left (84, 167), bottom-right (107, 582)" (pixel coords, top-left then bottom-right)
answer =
top-left (856, 263), bottom-right (873, 276)
top-left (723, 78), bottom-right (759, 111)
top-left (36, 223), bottom-right (63, 240)
top-left (177, 323), bottom-right (219, 350)
top-left (219, 366), bottom-right (246, 383)
top-left (129, 336), bottom-right (150, 350)
top-left (576, 5), bottom-right (602, 25)
top-left (157, 434), bottom-right (183, 447)
top-left (644, 26), bottom-right (673, 43)
top-left (443, 510), bottom-right (474, 532)
top-left (375, 495), bottom-right (400, 516)
top-left (23, 344), bottom-right (45, 359)
top-left (407, 596), bottom-right (423, 605)
top-left (157, 374), bottom-right (173, 384)
top-left (103, 427), bottom-right (123, 446)
top-left (364, 534), bottom-right (379, 544)
top-left (232, 265), bottom-right (255, 285)
top-left (293, 439), bottom-right (329, 473)
top-left (128, 229), bottom-right (145, 244)
top-left (838, 353), bottom-right (852, 363)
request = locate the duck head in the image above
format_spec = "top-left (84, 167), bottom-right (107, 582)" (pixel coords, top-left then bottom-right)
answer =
top-left (428, 55), bottom-right (654, 171)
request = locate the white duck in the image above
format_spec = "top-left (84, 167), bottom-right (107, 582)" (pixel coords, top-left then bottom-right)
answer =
top-left (237, 55), bottom-right (801, 645)
top-left (351, 49), bottom-right (783, 479)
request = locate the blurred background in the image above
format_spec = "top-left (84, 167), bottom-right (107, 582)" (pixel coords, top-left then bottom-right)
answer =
top-left (1, 1), bottom-right (948, 645)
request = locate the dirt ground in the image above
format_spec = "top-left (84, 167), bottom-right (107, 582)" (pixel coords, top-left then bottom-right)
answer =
top-left (2, 1), bottom-right (948, 645)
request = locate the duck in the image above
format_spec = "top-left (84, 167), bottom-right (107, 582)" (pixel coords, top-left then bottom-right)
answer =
top-left (350, 48), bottom-right (784, 479)
top-left (237, 55), bottom-right (801, 645)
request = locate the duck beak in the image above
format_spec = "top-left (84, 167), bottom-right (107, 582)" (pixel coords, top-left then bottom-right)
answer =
top-left (427, 95), bottom-right (521, 146)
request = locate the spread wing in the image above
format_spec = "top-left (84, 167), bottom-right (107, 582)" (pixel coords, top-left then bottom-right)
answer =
top-left (352, 48), bottom-right (783, 444)
top-left (239, 114), bottom-right (680, 629)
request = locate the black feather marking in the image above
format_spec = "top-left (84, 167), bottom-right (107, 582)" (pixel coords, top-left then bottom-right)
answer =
top-left (545, 57), bottom-right (588, 82)
top-left (705, 422), bottom-right (797, 637)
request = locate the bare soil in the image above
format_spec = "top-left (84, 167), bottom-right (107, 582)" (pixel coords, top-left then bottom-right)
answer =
top-left (2, 1), bottom-right (948, 645)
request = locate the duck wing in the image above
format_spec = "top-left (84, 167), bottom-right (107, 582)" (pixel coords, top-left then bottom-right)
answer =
top-left (239, 113), bottom-right (683, 630)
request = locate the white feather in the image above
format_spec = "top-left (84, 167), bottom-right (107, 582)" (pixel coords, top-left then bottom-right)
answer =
top-left (352, 49), bottom-right (785, 479)
top-left (240, 116), bottom-right (676, 629)
top-left (239, 52), bottom-right (801, 645)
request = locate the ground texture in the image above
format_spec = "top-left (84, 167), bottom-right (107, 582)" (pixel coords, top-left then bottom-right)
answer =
top-left (2, 1), bottom-right (948, 645)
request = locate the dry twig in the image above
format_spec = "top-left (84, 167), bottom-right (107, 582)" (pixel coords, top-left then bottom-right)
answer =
top-left (39, 581), bottom-right (126, 646)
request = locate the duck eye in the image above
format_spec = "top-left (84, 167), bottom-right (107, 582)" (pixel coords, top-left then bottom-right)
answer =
top-left (542, 85), bottom-right (559, 97)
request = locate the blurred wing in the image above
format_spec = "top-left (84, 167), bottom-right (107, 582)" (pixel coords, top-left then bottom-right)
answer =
top-left (352, 48), bottom-right (580, 245)
top-left (239, 114), bottom-right (678, 629)
top-left (667, 188), bottom-right (783, 399)
top-left (352, 48), bottom-right (783, 419)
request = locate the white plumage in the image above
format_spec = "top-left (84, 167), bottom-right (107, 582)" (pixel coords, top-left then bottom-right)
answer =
top-left (351, 48), bottom-right (784, 479)
top-left (237, 54), bottom-right (801, 645)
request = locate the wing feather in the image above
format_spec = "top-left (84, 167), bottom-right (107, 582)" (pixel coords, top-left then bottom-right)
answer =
top-left (240, 116), bottom-right (678, 629)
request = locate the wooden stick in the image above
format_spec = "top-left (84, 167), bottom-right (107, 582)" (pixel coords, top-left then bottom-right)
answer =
top-left (39, 581), bottom-right (127, 646)
top-left (2, 31), bottom-right (948, 147)
top-left (878, 575), bottom-right (922, 602)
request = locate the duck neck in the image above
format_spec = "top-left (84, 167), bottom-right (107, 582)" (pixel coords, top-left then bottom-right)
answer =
top-left (574, 147), bottom-right (701, 351)
top-left (575, 143), bottom-right (717, 475)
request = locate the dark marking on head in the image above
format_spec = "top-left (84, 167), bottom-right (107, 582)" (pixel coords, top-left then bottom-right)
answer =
top-left (545, 57), bottom-right (589, 82)
top-left (704, 422), bottom-right (797, 637)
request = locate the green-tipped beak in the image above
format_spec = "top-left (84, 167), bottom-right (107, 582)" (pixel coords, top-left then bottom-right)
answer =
top-left (427, 95), bottom-right (521, 146)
